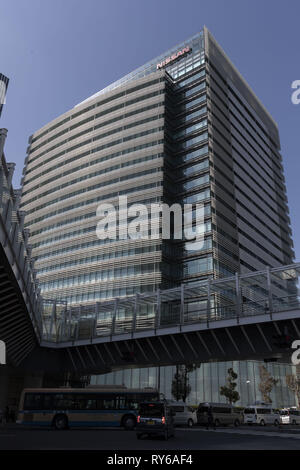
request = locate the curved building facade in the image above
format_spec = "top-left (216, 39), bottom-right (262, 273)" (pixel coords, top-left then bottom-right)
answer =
top-left (21, 73), bottom-right (167, 305)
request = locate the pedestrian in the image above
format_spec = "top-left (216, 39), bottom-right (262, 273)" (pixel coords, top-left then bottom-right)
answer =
top-left (206, 405), bottom-right (216, 430)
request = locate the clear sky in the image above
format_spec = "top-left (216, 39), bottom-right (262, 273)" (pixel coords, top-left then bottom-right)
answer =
top-left (0, 0), bottom-right (299, 258)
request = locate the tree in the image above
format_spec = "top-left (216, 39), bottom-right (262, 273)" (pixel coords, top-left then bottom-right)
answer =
top-left (220, 368), bottom-right (240, 404)
top-left (286, 374), bottom-right (300, 407)
top-left (258, 365), bottom-right (278, 403)
top-left (171, 363), bottom-right (200, 402)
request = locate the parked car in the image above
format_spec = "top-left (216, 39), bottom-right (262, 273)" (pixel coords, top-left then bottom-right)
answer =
top-left (280, 408), bottom-right (300, 425)
top-left (136, 401), bottom-right (175, 440)
top-left (169, 402), bottom-right (197, 427)
top-left (243, 405), bottom-right (280, 426)
top-left (197, 402), bottom-right (242, 427)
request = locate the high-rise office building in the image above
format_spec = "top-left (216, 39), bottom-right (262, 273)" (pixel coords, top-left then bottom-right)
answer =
top-left (20, 27), bottom-right (294, 309)
top-left (0, 73), bottom-right (9, 118)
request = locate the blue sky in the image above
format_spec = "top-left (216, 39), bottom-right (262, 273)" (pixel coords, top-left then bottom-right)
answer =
top-left (1, 0), bottom-right (299, 258)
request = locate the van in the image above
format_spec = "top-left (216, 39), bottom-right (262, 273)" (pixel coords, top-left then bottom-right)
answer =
top-left (243, 405), bottom-right (280, 426)
top-left (136, 401), bottom-right (175, 440)
top-left (169, 402), bottom-right (197, 427)
top-left (280, 408), bottom-right (300, 425)
top-left (197, 403), bottom-right (243, 427)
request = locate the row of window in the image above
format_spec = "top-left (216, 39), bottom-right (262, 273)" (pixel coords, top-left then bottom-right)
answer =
top-left (176, 80), bottom-right (206, 101)
top-left (24, 392), bottom-right (158, 411)
top-left (24, 133), bottom-right (164, 187)
top-left (33, 213), bottom-right (161, 249)
top-left (175, 68), bottom-right (206, 89)
top-left (181, 173), bottom-right (210, 191)
top-left (169, 58), bottom-right (205, 80)
top-left (209, 69), bottom-right (283, 172)
top-left (213, 132), bottom-right (290, 228)
top-left (183, 188), bottom-right (210, 204)
top-left (30, 195), bottom-right (161, 238)
top-left (183, 256), bottom-right (213, 276)
top-left (176, 105), bottom-right (207, 126)
top-left (177, 158), bottom-right (209, 178)
top-left (40, 263), bottom-right (159, 292)
top-left (177, 144), bottom-right (209, 164)
top-left (36, 244), bottom-right (160, 275)
top-left (173, 118), bottom-right (207, 140)
top-left (214, 107), bottom-right (287, 206)
top-left (23, 152), bottom-right (161, 204)
top-left (52, 283), bottom-right (157, 305)
top-left (23, 102), bottom-right (164, 189)
top-left (25, 166), bottom-right (161, 215)
top-left (210, 85), bottom-right (284, 183)
top-left (30, 100), bottom-right (164, 158)
top-left (26, 89), bottom-right (164, 174)
top-left (177, 130), bottom-right (208, 151)
top-left (180, 93), bottom-right (206, 112)
top-left (27, 180), bottom-right (162, 227)
top-left (30, 77), bottom-right (164, 145)
top-left (27, 107), bottom-right (163, 171)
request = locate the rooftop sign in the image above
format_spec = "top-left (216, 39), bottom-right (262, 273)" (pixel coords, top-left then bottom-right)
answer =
top-left (156, 46), bottom-right (192, 70)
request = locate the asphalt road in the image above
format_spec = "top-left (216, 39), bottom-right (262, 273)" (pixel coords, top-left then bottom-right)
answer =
top-left (1, 425), bottom-right (300, 450)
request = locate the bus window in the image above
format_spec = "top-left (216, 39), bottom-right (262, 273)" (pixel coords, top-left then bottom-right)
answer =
top-left (102, 398), bottom-right (115, 410)
top-left (117, 396), bottom-right (127, 410)
top-left (53, 394), bottom-right (74, 410)
top-left (24, 393), bottom-right (44, 410)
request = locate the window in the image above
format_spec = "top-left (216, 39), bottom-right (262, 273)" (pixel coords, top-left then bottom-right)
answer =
top-left (24, 393), bottom-right (44, 410)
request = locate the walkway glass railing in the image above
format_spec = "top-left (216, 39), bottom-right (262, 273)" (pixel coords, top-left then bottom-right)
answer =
top-left (41, 263), bottom-right (300, 344)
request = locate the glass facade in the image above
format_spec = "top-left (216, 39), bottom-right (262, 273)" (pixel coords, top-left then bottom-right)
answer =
top-left (90, 361), bottom-right (297, 409)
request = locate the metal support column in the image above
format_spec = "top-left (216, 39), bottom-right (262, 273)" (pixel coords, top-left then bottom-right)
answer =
top-left (156, 289), bottom-right (161, 328)
top-left (207, 278), bottom-right (211, 327)
top-left (180, 283), bottom-right (185, 325)
top-left (132, 293), bottom-right (139, 332)
top-left (235, 272), bottom-right (241, 323)
top-left (266, 266), bottom-right (273, 319)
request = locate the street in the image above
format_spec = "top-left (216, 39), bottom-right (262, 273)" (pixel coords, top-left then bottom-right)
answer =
top-left (1, 425), bottom-right (300, 450)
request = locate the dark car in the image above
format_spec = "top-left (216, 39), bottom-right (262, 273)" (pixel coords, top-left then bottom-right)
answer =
top-left (136, 401), bottom-right (175, 440)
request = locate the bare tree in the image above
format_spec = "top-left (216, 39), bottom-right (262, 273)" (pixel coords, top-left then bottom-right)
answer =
top-left (258, 365), bottom-right (278, 403)
top-left (286, 374), bottom-right (300, 407)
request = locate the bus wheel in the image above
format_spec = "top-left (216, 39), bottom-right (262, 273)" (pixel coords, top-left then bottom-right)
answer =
top-left (53, 414), bottom-right (68, 430)
top-left (122, 415), bottom-right (136, 430)
top-left (260, 420), bottom-right (265, 426)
